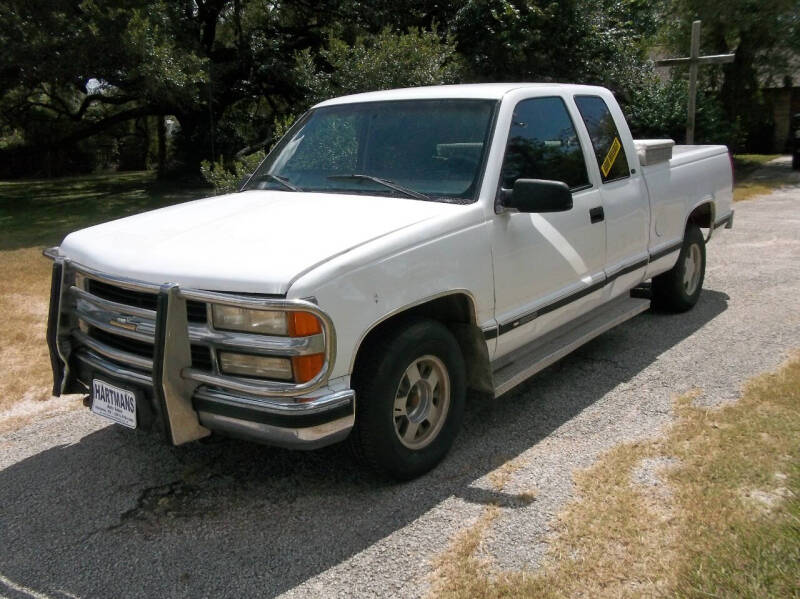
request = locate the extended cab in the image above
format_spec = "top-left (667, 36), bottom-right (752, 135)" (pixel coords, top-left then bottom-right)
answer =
top-left (46, 84), bottom-right (734, 478)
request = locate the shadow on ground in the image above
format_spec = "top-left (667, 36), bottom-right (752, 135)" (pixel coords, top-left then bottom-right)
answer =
top-left (0, 289), bottom-right (728, 598)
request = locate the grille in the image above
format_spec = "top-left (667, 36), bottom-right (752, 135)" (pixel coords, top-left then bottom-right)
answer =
top-left (88, 327), bottom-right (213, 371)
top-left (191, 345), bottom-right (214, 371)
top-left (91, 327), bottom-right (152, 359)
top-left (87, 279), bottom-right (208, 323)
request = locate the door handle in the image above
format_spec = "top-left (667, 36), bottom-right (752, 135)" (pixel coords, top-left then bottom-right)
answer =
top-left (589, 206), bottom-right (605, 224)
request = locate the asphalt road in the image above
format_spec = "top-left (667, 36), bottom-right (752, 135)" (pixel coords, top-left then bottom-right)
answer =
top-left (2, 183), bottom-right (799, 599)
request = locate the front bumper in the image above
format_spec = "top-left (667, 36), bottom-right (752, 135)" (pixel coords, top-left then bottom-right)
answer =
top-left (194, 387), bottom-right (354, 449)
top-left (46, 250), bottom-right (354, 449)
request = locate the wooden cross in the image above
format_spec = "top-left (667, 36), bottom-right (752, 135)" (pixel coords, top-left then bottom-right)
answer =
top-left (655, 20), bottom-right (735, 144)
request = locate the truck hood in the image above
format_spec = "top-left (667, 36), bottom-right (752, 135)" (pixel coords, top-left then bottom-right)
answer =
top-left (60, 190), bottom-right (456, 294)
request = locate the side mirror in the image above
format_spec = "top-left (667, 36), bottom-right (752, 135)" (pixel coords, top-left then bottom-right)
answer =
top-left (499, 179), bottom-right (573, 213)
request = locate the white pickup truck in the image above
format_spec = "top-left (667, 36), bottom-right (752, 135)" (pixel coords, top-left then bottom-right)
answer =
top-left (46, 83), bottom-right (734, 478)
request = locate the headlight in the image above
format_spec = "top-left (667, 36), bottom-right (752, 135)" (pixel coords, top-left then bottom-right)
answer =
top-left (219, 352), bottom-right (293, 380)
top-left (212, 304), bottom-right (325, 383)
top-left (212, 305), bottom-right (288, 335)
top-left (212, 305), bottom-right (323, 338)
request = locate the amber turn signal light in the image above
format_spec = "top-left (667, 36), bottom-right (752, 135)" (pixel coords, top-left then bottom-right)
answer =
top-left (288, 311), bottom-right (322, 337)
top-left (292, 354), bottom-right (324, 383)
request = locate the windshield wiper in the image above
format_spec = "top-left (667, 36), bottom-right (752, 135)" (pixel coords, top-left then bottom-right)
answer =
top-left (327, 174), bottom-right (431, 201)
top-left (262, 173), bottom-right (302, 192)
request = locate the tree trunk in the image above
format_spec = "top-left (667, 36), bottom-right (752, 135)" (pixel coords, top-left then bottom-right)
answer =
top-left (157, 114), bottom-right (167, 178)
top-left (172, 109), bottom-right (214, 175)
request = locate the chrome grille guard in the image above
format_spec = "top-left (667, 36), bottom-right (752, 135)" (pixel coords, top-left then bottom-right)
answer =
top-left (44, 248), bottom-right (338, 445)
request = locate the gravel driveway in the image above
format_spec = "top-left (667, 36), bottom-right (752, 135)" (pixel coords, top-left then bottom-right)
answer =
top-left (2, 182), bottom-right (799, 599)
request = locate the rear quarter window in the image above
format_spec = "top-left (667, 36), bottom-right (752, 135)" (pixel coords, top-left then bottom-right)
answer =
top-left (575, 95), bottom-right (630, 183)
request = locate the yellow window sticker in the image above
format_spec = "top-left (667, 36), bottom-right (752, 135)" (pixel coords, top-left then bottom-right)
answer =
top-left (601, 137), bottom-right (621, 177)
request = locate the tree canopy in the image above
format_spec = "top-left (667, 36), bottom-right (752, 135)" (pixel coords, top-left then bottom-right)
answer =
top-left (1, 0), bottom-right (797, 178)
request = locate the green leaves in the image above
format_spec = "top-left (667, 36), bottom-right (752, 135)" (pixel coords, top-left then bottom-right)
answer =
top-left (293, 28), bottom-right (464, 107)
top-left (123, 5), bottom-right (209, 106)
top-left (200, 150), bottom-right (264, 194)
top-left (3, 0), bottom-right (792, 176)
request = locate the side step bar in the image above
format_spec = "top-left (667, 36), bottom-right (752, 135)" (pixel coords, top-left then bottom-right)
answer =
top-left (492, 295), bottom-right (651, 397)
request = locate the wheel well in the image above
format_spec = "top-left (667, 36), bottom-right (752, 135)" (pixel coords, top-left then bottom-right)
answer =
top-left (383, 293), bottom-right (476, 326)
top-left (351, 293), bottom-right (493, 395)
top-left (687, 202), bottom-right (714, 230)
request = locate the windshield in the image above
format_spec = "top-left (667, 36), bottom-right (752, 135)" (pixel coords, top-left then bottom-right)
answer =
top-left (244, 99), bottom-right (497, 203)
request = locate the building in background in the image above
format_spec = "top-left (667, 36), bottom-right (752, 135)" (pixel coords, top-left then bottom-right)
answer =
top-left (763, 58), bottom-right (800, 154)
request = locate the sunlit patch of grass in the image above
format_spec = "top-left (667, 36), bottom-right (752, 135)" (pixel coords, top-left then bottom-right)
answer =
top-left (732, 154), bottom-right (798, 202)
top-left (734, 181), bottom-right (782, 202)
top-left (0, 247), bottom-right (84, 434)
top-left (733, 153), bottom-right (780, 172)
top-left (0, 171), bottom-right (211, 430)
top-left (0, 171), bottom-right (210, 250)
top-left (430, 354), bottom-right (800, 598)
top-left (0, 248), bottom-right (57, 416)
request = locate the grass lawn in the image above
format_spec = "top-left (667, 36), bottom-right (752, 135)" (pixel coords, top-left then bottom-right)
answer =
top-left (732, 154), bottom-right (781, 176)
top-left (0, 171), bottom-right (210, 431)
top-left (0, 171), bottom-right (210, 250)
top-left (432, 354), bottom-right (800, 598)
top-left (732, 154), bottom-right (799, 202)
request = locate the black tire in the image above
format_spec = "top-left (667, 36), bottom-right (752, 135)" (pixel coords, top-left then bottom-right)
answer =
top-left (350, 318), bottom-right (466, 480)
top-left (652, 224), bottom-right (706, 312)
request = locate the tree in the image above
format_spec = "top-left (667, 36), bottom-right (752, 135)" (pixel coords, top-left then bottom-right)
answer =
top-left (0, 0), bottom-right (665, 177)
top-left (447, 0), bottom-right (656, 99)
top-left (0, 0), bottom-right (356, 176)
top-left (293, 28), bottom-right (464, 107)
top-left (201, 28), bottom-right (464, 192)
top-left (659, 0), bottom-right (800, 150)
top-left (624, 77), bottom-right (735, 145)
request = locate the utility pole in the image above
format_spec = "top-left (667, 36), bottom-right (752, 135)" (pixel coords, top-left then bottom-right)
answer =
top-left (655, 20), bottom-right (735, 144)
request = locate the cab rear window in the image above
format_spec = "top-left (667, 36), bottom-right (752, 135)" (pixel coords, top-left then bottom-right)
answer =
top-left (575, 95), bottom-right (630, 183)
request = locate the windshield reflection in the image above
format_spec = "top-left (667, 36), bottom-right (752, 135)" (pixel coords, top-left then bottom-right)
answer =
top-left (245, 99), bottom-right (497, 203)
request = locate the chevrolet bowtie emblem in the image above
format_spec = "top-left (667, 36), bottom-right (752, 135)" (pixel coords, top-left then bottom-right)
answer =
top-left (109, 316), bottom-right (137, 331)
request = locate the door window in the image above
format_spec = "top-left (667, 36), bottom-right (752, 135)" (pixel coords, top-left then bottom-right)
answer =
top-left (500, 97), bottom-right (590, 191)
top-left (574, 95), bottom-right (630, 183)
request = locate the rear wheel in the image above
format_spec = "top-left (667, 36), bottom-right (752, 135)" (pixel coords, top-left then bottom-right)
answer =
top-left (350, 318), bottom-right (466, 480)
top-left (652, 224), bottom-right (706, 312)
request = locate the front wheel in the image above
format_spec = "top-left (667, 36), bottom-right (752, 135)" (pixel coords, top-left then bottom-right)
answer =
top-left (652, 224), bottom-right (706, 312)
top-left (350, 319), bottom-right (466, 480)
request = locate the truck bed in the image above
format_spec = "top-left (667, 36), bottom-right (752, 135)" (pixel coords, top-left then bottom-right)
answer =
top-left (671, 144), bottom-right (729, 167)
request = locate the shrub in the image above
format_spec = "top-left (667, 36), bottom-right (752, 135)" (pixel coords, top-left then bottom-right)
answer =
top-left (625, 78), bottom-right (745, 148)
top-left (200, 115), bottom-right (295, 193)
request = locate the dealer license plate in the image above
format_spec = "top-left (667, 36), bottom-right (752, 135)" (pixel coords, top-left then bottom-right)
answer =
top-left (91, 379), bottom-right (137, 429)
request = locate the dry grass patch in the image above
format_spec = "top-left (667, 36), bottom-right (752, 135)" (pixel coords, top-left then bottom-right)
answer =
top-left (0, 172), bottom-right (208, 430)
top-left (734, 181), bottom-right (784, 203)
top-left (431, 356), bottom-right (800, 598)
top-left (732, 154), bottom-right (799, 202)
top-left (0, 247), bottom-right (52, 405)
top-left (0, 248), bottom-right (80, 431)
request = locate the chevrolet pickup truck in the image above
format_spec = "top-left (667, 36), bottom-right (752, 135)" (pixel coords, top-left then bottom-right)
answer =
top-left (45, 83), bottom-right (734, 479)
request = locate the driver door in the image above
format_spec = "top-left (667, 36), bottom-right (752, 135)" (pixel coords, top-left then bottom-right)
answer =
top-left (489, 95), bottom-right (607, 358)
